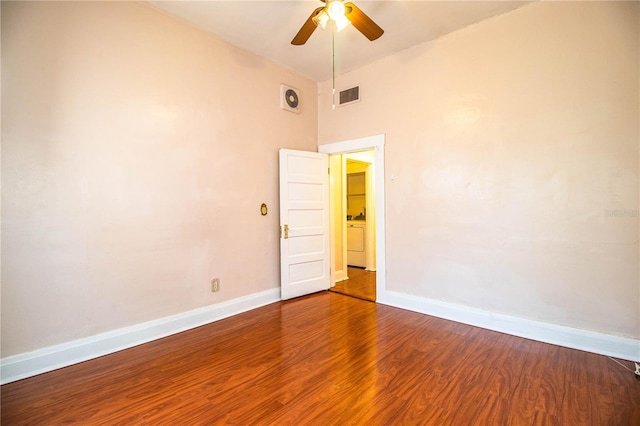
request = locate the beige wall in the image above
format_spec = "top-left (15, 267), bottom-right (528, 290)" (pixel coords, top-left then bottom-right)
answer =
top-left (2, 0), bottom-right (638, 362)
top-left (319, 1), bottom-right (639, 338)
top-left (1, 1), bottom-right (317, 357)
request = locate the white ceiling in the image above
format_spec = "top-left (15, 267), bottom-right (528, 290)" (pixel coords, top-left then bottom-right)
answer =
top-left (148, 1), bottom-right (533, 82)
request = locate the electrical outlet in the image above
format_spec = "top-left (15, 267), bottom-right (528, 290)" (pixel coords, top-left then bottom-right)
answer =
top-left (211, 278), bottom-right (220, 292)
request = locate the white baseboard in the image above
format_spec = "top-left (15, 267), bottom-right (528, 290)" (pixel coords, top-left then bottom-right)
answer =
top-left (335, 269), bottom-right (348, 283)
top-left (4, 288), bottom-right (637, 385)
top-left (377, 290), bottom-right (640, 362)
top-left (1, 288), bottom-right (281, 385)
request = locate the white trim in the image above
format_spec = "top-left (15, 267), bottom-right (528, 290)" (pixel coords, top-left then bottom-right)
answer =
top-left (319, 134), bottom-right (384, 155)
top-left (4, 283), bottom-right (636, 385)
top-left (319, 134), bottom-right (386, 300)
top-left (0, 288), bottom-right (280, 384)
top-left (377, 290), bottom-right (640, 362)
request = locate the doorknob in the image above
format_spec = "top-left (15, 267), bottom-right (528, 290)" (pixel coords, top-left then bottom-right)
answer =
top-left (281, 224), bottom-right (289, 239)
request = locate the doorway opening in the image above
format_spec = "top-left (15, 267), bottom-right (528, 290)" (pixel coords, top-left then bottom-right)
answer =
top-left (319, 134), bottom-right (386, 303)
top-left (328, 150), bottom-right (376, 301)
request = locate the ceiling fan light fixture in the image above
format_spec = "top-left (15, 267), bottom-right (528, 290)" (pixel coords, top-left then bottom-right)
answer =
top-left (312, 9), bottom-right (329, 29)
top-left (327, 0), bottom-right (346, 21)
top-left (333, 15), bottom-right (351, 32)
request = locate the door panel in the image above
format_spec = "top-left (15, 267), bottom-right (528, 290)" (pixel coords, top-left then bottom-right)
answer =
top-left (279, 149), bottom-right (330, 300)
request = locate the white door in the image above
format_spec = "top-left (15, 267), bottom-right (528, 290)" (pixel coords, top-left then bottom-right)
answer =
top-left (279, 149), bottom-right (330, 300)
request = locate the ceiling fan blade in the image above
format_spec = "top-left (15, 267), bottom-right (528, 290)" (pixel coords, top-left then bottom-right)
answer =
top-left (345, 2), bottom-right (384, 41)
top-left (291, 6), bottom-right (324, 45)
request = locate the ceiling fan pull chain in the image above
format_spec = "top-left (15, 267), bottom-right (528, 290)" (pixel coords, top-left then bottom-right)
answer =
top-left (332, 21), bottom-right (336, 111)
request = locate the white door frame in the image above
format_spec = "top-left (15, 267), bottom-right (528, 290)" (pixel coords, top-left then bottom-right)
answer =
top-left (319, 134), bottom-right (386, 300)
top-left (327, 155), bottom-right (349, 283)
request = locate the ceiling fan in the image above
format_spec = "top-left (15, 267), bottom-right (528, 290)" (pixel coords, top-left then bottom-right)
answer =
top-left (291, 0), bottom-right (384, 46)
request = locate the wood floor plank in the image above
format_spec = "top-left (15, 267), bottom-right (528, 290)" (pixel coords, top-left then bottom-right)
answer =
top-left (330, 266), bottom-right (376, 301)
top-left (2, 291), bottom-right (639, 425)
top-left (530, 409), bottom-right (560, 426)
top-left (507, 373), bottom-right (540, 425)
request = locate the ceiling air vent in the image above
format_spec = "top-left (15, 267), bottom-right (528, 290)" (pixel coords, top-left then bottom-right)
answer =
top-left (339, 86), bottom-right (360, 107)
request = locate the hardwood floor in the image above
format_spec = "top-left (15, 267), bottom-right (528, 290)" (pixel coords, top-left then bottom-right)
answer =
top-left (330, 266), bottom-right (376, 301)
top-left (2, 292), bottom-right (639, 425)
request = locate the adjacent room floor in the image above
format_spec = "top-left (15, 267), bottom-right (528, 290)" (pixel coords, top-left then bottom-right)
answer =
top-left (2, 292), bottom-right (639, 424)
top-left (330, 266), bottom-right (376, 301)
